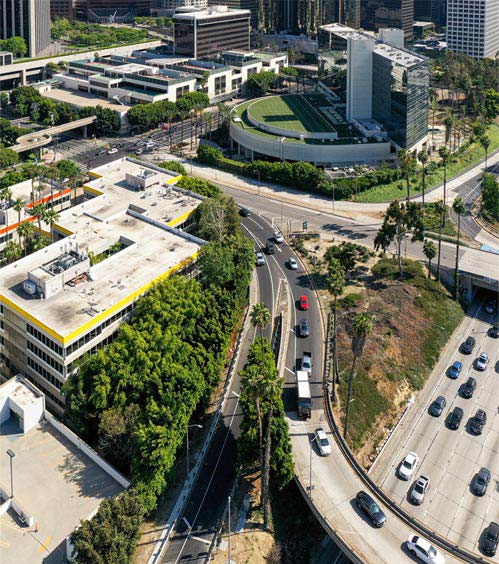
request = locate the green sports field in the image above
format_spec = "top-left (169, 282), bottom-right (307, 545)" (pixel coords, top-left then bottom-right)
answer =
top-left (247, 94), bottom-right (335, 134)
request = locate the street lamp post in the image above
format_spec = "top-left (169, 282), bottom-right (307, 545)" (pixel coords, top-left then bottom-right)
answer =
top-left (309, 435), bottom-right (317, 499)
top-left (227, 495), bottom-right (232, 564)
top-left (186, 424), bottom-right (203, 476)
top-left (7, 449), bottom-right (15, 498)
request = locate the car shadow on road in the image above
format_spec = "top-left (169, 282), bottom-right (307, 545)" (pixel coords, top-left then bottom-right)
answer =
top-left (349, 497), bottom-right (375, 528)
top-left (400, 541), bottom-right (421, 562)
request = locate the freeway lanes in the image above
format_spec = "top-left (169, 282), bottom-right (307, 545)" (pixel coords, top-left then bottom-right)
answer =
top-left (372, 300), bottom-right (499, 558)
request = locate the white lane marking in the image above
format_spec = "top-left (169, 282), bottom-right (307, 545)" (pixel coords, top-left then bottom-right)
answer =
top-left (188, 535), bottom-right (210, 545)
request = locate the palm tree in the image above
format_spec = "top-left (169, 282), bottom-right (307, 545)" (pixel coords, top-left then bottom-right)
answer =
top-left (398, 149), bottom-right (415, 202)
top-left (44, 208), bottom-right (60, 242)
top-left (17, 221), bottom-right (34, 256)
top-left (250, 303), bottom-right (271, 376)
top-left (434, 200), bottom-right (446, 282)
top-left (261, 374), bottom-right (283, 531)
top-left (480, 136), bottom-right (490, 172)
top-left (29, 202), bottom-right (46, 234)
top-left (13, 197), bottom-right (24, 228)
top-left (344, 312), bottom-right (374, 440)
top-left (423, 239), bottom-right (437, 279)
top-left (241, 364), bottom-right (265, 462)
top-left (417, 150), bottom-right (428, 223)
top-left (327, 258), bottom-right (345, 401)
top-left (1, 187), bottom-right (12, 235)
top-left (438, 146), bottom-right (450, 223)
top-left (452, 196), bottom-right (466, 300)
top-left (1, 240), bottom-right (22, 265)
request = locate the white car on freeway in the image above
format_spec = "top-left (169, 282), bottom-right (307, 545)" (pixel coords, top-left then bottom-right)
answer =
top-left (314, 428), bottom-right (331, 456)
top-left (288, 257), bottom-right (298, 270)
top-left (406, 534), bottom-right (445, 564)
top-left (410, 475), bottom-right (430, 505)
top-left (273, 231), bottom-right (284, 243)
top-left (399, 452), bottom-right (419, 480)
top-left (255, 252), bottom-right (265, 266)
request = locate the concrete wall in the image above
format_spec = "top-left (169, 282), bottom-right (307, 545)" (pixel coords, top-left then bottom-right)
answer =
top-left (45, 413), bottom-right (131, 489)
top-left (230, 123), bottom-right (393, 166)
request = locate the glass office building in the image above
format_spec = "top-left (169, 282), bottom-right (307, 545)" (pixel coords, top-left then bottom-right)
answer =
top-left (372, 47), bottom-right (429, 148)
top-left (361, 0), bottom-right (414, 40)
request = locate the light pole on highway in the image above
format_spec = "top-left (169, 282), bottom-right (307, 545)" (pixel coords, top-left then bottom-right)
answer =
top-left (6, 449), bottom-right (15, 498)
top-left (309, 434), bottom-right (317, 499)
top-left (186, 424), bottom-right (203, 476)
top-left (227, 495), bottom-right (232, 564)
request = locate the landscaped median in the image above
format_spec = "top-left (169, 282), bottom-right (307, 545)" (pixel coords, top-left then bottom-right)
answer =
top-left (333, 258), bottom-right (463, 466)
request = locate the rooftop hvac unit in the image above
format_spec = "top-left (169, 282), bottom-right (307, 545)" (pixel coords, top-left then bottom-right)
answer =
top-left (23, 280), bottom-right (37, 296)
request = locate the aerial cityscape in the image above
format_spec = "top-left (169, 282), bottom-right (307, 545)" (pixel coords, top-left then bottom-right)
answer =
top-left (0, 1), bottom-right (497, 564)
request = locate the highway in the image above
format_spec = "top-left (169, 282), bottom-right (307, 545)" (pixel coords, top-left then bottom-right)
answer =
top-left (372, 299), bottom-right (499, 557)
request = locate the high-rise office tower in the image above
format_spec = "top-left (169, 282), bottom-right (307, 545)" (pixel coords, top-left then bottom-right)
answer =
top-left (413, 0), bottom-right (446, 25)
top-left (446, 0), bottom-right (499, 58)
top-left (361, 0), bottom-right (414, 39)
top-left (0, 0), bottom-right (50, 57)
top-left (208, 0), bottom-right (257, 27)
top-left (51, 0), bottom-right (78, 19)
top-left (174, 5), bottom-right (251, 58)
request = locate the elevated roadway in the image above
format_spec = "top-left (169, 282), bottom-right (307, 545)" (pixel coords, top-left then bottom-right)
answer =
top-left (11, 116), bottom-right (97, 153)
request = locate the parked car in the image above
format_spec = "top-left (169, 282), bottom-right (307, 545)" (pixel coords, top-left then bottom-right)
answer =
top-left (485, 299), bottom-right (497, 314)
top-left (448, 361), bottom-right (462, 379)
top-left (475, 352), bottom-right (489, 371)
top-left (460, 336), bottom-right (476, 354)
top-left (399, 452), bottom-right (419, 480)
top-left (265, 241), bottom-right (276, 254)
top-left (488, 325), bottom-right (499, 338)
top-left (429, 396), bottom-right (446, 417)
top-left (314, 428), bottom-right (331, 456)
top-left (136, 147), bottom-right (144, 155)
top-left (406, 534), bottom-right (445, 564)
top-left (482, 522), bottom-right (499, 556)
top-left (355, 491), bottom-right (386, 528)
top-left (299, 295), bottom-right (309, 310)
top-left (239, 208), bottom-right (250, 217)
top-left (107, 147), bottom-right (118, 154)
top-left (411, 475), bottom-right (430, 505)
top-left (461, 377), bottom-right (476, 399)
top-left (469, 409), bottom-right (487, 435)
top-left (473, 467), bottom-right (491, 496)
top-left (447, 406), bottom-right (464, 430)
top-left (288, 257), bottom-right (298, 270)
top-left (273, 231), bottom-right (284, 243)
top-left (255, 252), bottom-right (265, 266)
top-left (298, 318), bottom-right (309, 337)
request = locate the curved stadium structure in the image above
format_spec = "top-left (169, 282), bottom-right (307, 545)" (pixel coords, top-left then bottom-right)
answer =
top-left (230, 94), bottom-right (394, 167)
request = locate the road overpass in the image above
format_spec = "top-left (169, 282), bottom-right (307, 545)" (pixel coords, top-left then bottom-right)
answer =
top-left (11, 116), bottom-right (97, 153)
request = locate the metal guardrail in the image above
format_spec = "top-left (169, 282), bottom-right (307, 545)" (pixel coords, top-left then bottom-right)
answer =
top-left (323, 380), bottom-right (491, 564)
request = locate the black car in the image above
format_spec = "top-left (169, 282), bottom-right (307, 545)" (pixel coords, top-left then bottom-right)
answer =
top-left (488, 325), bottom-right (499, 338)
top-left (429, 396), bottom-right (446, 417)
top-left (460, 336), bottom-right (476, 354)
top-left (461, 377), bottom-right (477, 399)
top-left (266, 241), bottom-right (276, 254)
top-left (483, 522), bottom-right (499, 556)
top-left (447, 406), bottom-right (464, 430)
top-left (355, 491), bottom-right (386, 528)
top-left (470, 409), bottom-right (487, 435)
top-left (299, 318), bottom-right (309, 337)
top-left (473, 467), bottom-right (491, 496)
top-left (239, 208), bottom-right (250, 217)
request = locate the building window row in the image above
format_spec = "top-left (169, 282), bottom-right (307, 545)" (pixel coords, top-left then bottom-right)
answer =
top-left (27, 341), bottom-right (64, 373)
top-left (67, 333), bottom-right (117, 375)
top-left (27, 324), bottom-right (63, 356)
top-left (23, 372), bottom-right (65, 408)
top-left (27, 357), bottom-right (63, 391)
top-left (66, 303), bottom-right (134, 355)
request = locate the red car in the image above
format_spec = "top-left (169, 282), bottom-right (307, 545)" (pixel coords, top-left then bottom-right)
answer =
top-left (300, 295), bottom-right (309, 310)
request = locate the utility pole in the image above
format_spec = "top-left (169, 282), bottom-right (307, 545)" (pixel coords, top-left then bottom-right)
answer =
top-left (227, 495), bottom-right (231, 564)
top-left (7, 449), bottom-right (15, 498)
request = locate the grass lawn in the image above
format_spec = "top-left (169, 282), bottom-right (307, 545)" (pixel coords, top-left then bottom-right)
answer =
top-left (351, 124), bottom-right (499, 203)
top-left (247, 95), bottom-right (335, 133)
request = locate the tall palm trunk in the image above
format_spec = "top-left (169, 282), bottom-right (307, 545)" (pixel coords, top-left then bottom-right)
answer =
top-left (397, 224), bottom-right (403, 277)
top-left (427, 257), bottom-right (432, 280)
top-left (421, 170), bottom-right (426, 223)
top-left (453, 214), bottom-right (461, 299)
top-left (332, 297), bottom-right (339, 398)
top-left (344, 356), bottom-right (357, 439)
top-left (437, 222), bottom-right (443, 282)
top-left (262, 399), bottom-right (273, 530)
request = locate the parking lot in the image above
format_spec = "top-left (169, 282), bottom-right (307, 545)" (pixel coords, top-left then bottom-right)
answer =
top-left (371, 297), bottom-right (499, 557)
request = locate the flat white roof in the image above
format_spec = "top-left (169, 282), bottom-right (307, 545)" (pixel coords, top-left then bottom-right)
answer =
top-left (459, 249), bottom-right (499, 283)
top-left (174, 6), bottom-right (251, 20)
top-left (0, 376), bottom-right (42, 410)
top-left (0, 159), bottom-right (202, 344)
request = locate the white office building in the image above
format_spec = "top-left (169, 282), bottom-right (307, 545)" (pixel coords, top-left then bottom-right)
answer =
top-left (446, 0), bottom-right (499, 59)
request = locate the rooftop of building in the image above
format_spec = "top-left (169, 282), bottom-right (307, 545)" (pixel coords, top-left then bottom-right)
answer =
top-left (0, 378), bottom-right (124, 564)
top-left (42, 87), bottom-right (132, 113)
top-left (0, 159), bottom-right (202, 343)
top-left (373, 42), bottom-right (426, 67)
top-left (173, 5), bottom-right (251, 21)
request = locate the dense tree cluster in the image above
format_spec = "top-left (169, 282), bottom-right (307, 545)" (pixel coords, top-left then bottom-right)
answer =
top-left (177, 176), bottom-right (220, 198)
top-left (71, 491), bottom-right (145, 564)
top-left (51, 18), bottom-right (149, 47)
top-left (324, 242), bottom-right (373, 273)
top-left (9, 86), bottom-right (119, 133)
top-left (481, 173), bottom-right (499, 223)
top-left (64, 195), bottom-right (254, 513)
top-left (0, 36), bottom-right (27, 57)
top-left (128, 92), bottom-right (209, 132)
top-left (246, 71), bottom-right (279, 96)
top-left (134, 16), bottom-right (173, 27)
top-left (0, 117), bottom-right (30, 147)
